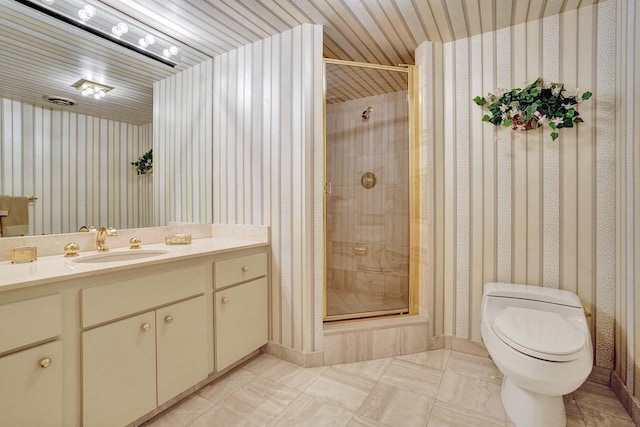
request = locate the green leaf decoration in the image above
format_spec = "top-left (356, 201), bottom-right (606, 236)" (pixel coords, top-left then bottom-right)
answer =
top-left (473, 78), bottom-right (591, 141)
top-left (131, 149), bottom-right (153, 175)
top-left (473, 96), bottom-right (487, 106)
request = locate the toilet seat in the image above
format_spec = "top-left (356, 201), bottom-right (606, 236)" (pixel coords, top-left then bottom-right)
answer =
top-left (493, 307), bottom-right (585, 362)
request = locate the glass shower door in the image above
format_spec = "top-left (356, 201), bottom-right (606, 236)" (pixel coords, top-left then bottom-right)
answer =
top-left (324, 61), bottom-right (410, 321)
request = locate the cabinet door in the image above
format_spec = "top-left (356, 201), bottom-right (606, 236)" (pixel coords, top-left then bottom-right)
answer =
top-left (215, 277), bottom-right (268, 371)
top-left (0, 340), bottom-right (62, 427)
top-left (83, 312), bottom-right (156, 427)
top-left (156, 296), bottom-right (207, 405)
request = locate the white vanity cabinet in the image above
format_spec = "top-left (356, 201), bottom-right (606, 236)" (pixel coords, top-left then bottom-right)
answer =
top-left (214, 252), bottom-right (268, 371)
top-left (81, 265), bottom-right (209, 427)
top-left (156, 297), bottom-right (208, 405)
top-left (0, 294), bottom-right (63, 427)
top-left (83, 297), bottom-right (207, 427)
top-left (82, 311), bottom-right (157, 427)
top-left (0, 234), bottom-right (270, 427)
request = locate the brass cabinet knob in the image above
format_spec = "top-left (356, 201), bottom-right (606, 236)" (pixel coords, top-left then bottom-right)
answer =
top-left (141, 323), bottom-right (151, 332)
top-left (221, 297), bottom-right (229, 304)
top-left (129, 237), bottom-right (142, 249)
top-left (165, 315), bottom-right (173, 323)
top-left (39, 357), bottom-right (52, 368)
top-left (242, 266), bottom-right (249, 272)
top-left (64, 243), bottom-right (80, 257)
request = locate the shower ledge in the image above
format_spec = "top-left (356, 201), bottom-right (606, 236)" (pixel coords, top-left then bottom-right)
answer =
top-left (322, 315), bottom-right (429, 365)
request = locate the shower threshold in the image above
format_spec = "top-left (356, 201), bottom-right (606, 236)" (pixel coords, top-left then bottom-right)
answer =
top-left (324, 288), bottom-right (409, 321)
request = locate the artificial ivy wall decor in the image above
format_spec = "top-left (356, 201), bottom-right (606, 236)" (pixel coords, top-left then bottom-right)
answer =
top-left (474, 78), bottom-right (592, 141)
top-left (131, 149), bottom-right (153, 175)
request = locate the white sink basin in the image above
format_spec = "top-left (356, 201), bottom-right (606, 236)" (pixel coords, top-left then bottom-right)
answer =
top-left (72, 250), bottom-right (169, 264)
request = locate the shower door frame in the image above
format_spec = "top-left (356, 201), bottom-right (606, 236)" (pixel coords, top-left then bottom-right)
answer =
top-left (322, 58), bottom-right (420, 322)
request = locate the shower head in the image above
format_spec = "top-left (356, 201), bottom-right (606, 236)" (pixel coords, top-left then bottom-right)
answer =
top-left (362, 106), bottom-right (373, 122)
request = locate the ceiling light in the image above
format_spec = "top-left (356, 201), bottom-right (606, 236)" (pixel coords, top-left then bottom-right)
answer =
top-left (83, 4), bottom-right (95, 17)
top-left (111, 22), bottom-right (128, 37)
top-left (78, 4), bottom-right (96, 21)
top-left (72, 79), bottom-right (114, 100)
top-left (21, 0), bottom-right (178, 67)
top-left (78, 9), bottom-right (89, 21)
top-left (162, 46), bottom-right (180, 59)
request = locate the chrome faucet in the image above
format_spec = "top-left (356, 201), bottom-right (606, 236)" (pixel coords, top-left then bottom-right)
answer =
top-left (96, 227), bottom-right (109, 252)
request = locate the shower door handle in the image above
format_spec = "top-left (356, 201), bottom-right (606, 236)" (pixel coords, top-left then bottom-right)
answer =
top-left (324, 182), bottom-right (332, 194)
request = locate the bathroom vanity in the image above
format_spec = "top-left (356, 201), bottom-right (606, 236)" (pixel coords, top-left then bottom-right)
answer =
top-left (0, 231), bottom-right (269, 427)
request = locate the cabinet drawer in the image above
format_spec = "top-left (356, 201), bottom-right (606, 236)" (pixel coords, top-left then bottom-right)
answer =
top-left (0, 340), bottom-right (63, 427)
top-left (214, 252), bottom-right (267, 289)
top-left (82, 264), bottom-right (207, 328)
top-left (0, 294), bottom-right (61, 354)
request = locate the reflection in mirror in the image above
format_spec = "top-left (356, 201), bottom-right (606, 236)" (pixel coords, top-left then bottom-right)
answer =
top-left (0, 0), bottom-right (209, 236)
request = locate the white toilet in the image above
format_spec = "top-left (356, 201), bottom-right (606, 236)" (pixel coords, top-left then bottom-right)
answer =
top-left (481, 282), bottom-right (593, 427)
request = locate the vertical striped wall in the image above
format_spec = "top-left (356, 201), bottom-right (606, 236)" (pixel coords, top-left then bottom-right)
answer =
top-left (0, 98), bottom-right (152, 235)
top-left (154, 24), bottom-right (324, 352)
top-left (417, 1), bottom-right (617, 369)
top-left (615, 0), bottom-right (640, 402)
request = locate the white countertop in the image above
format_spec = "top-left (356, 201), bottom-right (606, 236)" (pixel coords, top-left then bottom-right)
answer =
top-left (0, 237), bottom-right (268, 292)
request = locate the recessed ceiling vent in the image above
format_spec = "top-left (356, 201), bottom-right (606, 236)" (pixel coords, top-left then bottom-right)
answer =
top-left (43, 95), bottom-right (77, 106)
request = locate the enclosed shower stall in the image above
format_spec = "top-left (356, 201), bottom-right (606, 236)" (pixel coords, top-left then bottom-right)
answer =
top-left (324, 60), bottom-right (414, 321)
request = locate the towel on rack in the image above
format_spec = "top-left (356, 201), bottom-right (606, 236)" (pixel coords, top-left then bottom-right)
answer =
top-left (0, 197), bottom-right (29, 237)
top-left (0, 195), bottom-right (10, 217)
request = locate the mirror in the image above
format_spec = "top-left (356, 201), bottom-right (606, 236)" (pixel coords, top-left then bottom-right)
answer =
top-left (0, 0), bottom-right (210, 236)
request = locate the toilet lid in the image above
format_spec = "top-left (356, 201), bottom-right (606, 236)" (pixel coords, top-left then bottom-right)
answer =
top-left (493, 307), bottom-right (585, 362)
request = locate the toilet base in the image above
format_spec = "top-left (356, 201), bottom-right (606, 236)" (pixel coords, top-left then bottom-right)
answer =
top-left (501, 377), bottom-right (566, 427)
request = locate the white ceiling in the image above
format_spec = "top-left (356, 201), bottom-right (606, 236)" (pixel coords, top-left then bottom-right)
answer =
top-left (0, 0), bottom-right (603, 123)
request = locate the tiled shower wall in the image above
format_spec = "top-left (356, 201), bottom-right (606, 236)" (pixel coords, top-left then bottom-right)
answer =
top-left (325, 91), bottom-right (409, 311)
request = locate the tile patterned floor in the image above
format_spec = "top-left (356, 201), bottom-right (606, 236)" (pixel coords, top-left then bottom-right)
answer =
top-left (143, 350), bottom-right (636, 427)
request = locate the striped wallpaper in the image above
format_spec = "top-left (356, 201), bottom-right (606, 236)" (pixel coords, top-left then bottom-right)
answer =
top-left (154, 24), bottom-right (324, 352)
top-left (417, 1), bottom-right (617, 369)
top-left (0, 97), bottom-right (152, 235)
top-left (615, 0), bottom-right (640, 403)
